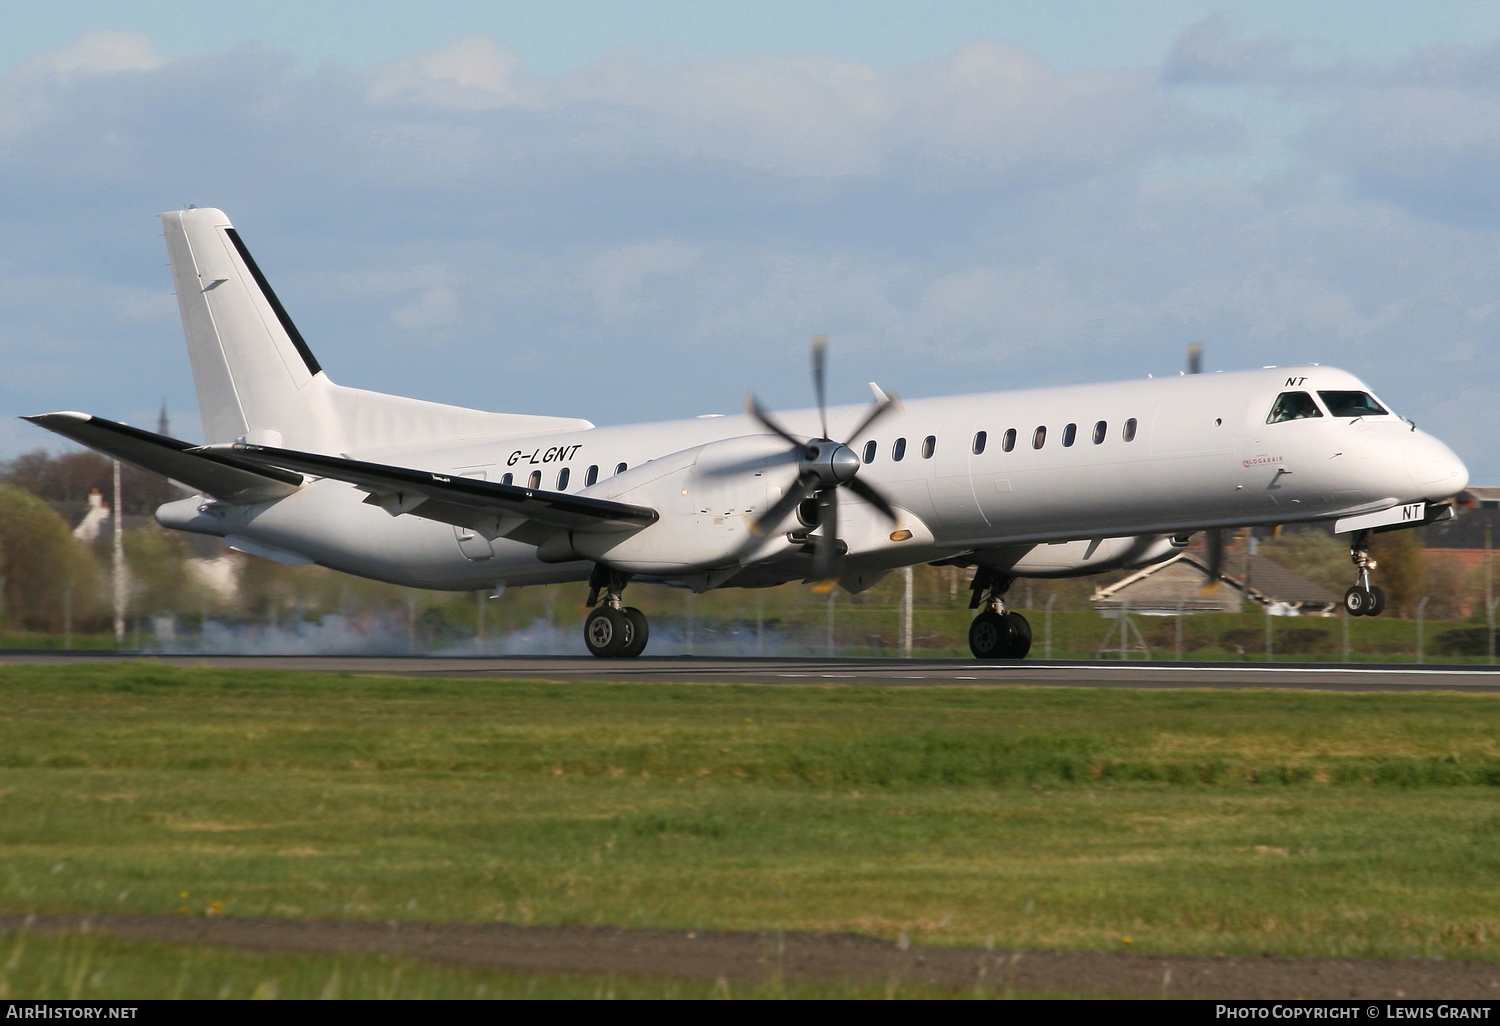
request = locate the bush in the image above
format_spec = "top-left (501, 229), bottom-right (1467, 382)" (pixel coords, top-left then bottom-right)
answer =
top-left (1274, 627), bottom-right (1335, 655)
top-left (1219, 628), bottom-right (1264, 654)
top-left (1436, 627), bottom-right (1495, 657)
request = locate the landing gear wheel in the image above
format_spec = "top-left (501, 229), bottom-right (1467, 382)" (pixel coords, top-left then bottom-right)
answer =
top-left (1005, 612), bottom-right (1033, 659)
top-left (1367, 585), bottom-right (1387, 617)
top-left (1344, 587), bottom-right (1372, 617)
top-left (969, 610), bottom-right (1020, 660)
top-left (585, 606), bottom-right (629, 657)
top-left (619, 607), bottom-right (649, 658)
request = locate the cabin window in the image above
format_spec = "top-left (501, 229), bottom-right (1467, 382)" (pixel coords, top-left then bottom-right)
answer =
top-left (1002, 428), bottom-right (1016, 452)
top-left (1032, 426), bottom-right (1046, 449)
top-left (501, 473), bottom-right (513, 486)
top-left (892, 437), bottom-right (907, 461)
top-left (615, 462), bottom-right (628, 476)
top-left (1092, 421), bottom-right (1107, 444)
top-left (862, 440), bottom-right (877, 464)
top-left (1318, 390), bottom-right (1387, 418)
top-left (1266, 392), bottom-right (1323, 424)
top-left (1123, 418), bottom-right (1138, 442)
top-left (528, 470), bottom-right (542, 489)
top-left (1062, 423), bottom-right (1077, 447)
top-left (585, 465), bottom-right (598, 487)
top-left (556, 467), bottom-right (570, 490)
top-left (921, 435), bottom-right (936, 459)
top-left (972, 430), bottom-right (987, 455)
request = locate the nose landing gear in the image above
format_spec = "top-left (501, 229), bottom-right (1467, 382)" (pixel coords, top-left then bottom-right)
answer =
top-left (1343, 529), bottom-right (1387, 617)
top-left (967, 568), bottom-right (1032, 660)
top-left (583, 565), bottom-right (650, 658)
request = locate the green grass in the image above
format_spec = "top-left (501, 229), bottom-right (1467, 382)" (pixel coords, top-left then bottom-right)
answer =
top-left (0, 930), bottom-right (993, 1000)
top-left (1, 663), bottom-right (1499, 962)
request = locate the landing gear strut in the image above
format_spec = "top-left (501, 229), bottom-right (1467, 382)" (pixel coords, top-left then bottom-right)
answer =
top-left (1342, 529), bottom-right (1387, 617)
top-left (584, 565), bottom-right (650, 658)
top-left (966, 568), bottom-right (1032, 660)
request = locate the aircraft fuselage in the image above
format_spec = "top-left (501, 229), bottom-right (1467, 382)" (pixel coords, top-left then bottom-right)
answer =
top-left (158, 364), bottom-right (1467, 594)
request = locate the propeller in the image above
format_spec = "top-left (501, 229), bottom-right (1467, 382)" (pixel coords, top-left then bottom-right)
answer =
top-left (741, 336), bottom-right (901, 588)
top-left (1187, 340), bottom-right (1226, 580)
top-left (1203, 527), bottom-right (1225, 580)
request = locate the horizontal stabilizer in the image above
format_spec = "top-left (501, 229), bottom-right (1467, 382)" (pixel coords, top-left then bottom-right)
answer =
top-left (207, 442), bottom-right (659, 535)
top-left (23, 413), bottom-right (304, 505)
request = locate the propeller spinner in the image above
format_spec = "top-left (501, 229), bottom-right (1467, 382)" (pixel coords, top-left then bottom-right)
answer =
top-left (741, 336), bottom-right (901, 588)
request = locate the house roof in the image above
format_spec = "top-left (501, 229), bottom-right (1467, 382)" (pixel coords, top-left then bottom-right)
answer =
top-left (1238, 554), bottom-right (1340, 605)
top-left (1092, 555), bottom-right (1243, 612)
top-left (1093, 552), bottom-right (1339, 610)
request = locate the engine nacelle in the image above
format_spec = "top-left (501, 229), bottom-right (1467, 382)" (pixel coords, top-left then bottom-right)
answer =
top-left (971, 534), bottom-right (1186, 579)
top-left (538, 435), bottom-right (797, 573)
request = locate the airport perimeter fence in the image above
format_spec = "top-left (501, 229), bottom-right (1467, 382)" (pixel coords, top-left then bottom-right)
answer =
top-left (2, 593), bottom-right (1496, 664)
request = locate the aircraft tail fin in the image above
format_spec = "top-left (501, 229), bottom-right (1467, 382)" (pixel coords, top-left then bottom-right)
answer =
top-left (162, 207), bottom-right (335, 448)
top-left (162, 207), bottom-right (593, 455)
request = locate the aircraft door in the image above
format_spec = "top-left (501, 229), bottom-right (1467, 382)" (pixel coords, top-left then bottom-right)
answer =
top-left (927, 417), bottom-right (986, 530)
top-left (453, 470), bottom-right (495, 561)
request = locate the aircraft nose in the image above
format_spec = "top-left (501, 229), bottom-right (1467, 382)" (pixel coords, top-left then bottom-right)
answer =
top-left (1405, 431), bottom-right (1468, 498)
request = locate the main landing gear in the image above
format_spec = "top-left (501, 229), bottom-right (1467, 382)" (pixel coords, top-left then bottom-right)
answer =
top-left (967, 568), bottom-right (1032, 660)
top-left (1343, 529), bottom-right (1387, 617)
top-left (583, 565), bottom-right (650, 658)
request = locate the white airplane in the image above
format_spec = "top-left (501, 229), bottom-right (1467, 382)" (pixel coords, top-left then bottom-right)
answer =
top-left (27, 207), bottom-right (1469, 659)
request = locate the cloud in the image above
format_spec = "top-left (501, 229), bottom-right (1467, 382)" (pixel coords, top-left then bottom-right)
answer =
top-left (391, 285), bottom-right (459, 327)
top-left (368, 35), bottom-right (537, 110)
top-left (1160, 18), bottom-right (1500, 233)
top-left (1162, 15), bottom-right (1297, 87)
top-left (21, 30), bottom-right (166, 82)
top-left (0, 29), bottom-right (1496, 482)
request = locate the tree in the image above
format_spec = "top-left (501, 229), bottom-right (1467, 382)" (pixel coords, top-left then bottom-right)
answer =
top-left (0, 484), bottom-right (100, 632)
top-left (124, 526), bottom-right (205, 617)
top-left (0, 449), bottom-right (179, 514)
top-left (1370, 529), bottom-right (1426, 617)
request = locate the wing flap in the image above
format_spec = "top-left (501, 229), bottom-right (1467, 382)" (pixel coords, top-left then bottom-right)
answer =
top-left (23, 413), bottom-right (303, 504)
top-left (210, 442), bottom-right (658, 533)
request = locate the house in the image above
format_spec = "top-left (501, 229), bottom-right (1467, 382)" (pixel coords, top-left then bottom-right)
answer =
top-left (1454, 486), bottom-right (1500, 511)
top-left (1092, 552), bottom-right (1341, 616)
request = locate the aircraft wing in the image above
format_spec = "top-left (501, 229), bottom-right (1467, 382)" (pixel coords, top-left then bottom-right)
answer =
top-left (24, 412), bottom-right (304, 505)
top-left (209, 442), bottom-right (659, 535)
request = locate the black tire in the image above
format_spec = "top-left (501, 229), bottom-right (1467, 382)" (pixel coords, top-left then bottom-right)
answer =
top-left (1344, 587), bottom-right (1370, 617)
top-left (1367, 585), bottom-right (1387, 617)
top-left (1005, 612), bottom-right (1033, 659)
top-left (619, 607), bottom-right (649, 658)
top-left (968, 610), bottom-right (1017, 660)
top-left (584, 606), bottom-right (629, 658)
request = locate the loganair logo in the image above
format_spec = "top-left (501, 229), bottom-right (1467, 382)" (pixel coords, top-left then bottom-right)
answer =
top-left (1242, 455), bottom-right (1284, 468)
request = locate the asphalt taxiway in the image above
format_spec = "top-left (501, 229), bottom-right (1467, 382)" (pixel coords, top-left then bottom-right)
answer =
top-left (3, 652), bottom-right (1499, 691)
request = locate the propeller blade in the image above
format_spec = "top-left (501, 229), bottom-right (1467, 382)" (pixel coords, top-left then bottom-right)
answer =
top-left (750, 470), bottom-right (820, 538)
top-left (810, 335), bottom-right (829, 440)
top-left (1186, 342), bottom-right (1204, 375)
top-left (735, 471), bottom-right (821, 565)
top-left (1204, 528), bottom-right (1224, 578)
top-left (843, 475), bottom-right (898, 522)
top-left (696, 449), bottom-right (801, 479)
top-left (810, 487), bottom-right (840, 586)
top-left (839, 390), bottom-right (901, 448)
top-left (745, 392), bottom-right (807, 452)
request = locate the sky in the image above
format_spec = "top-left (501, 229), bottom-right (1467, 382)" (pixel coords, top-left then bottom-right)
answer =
top-left (1, 2), bottom-right (1498, 480)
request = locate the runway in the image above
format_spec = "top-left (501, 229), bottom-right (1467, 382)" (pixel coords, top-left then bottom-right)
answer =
top-left (4, 651), bottom-right (1500, 691)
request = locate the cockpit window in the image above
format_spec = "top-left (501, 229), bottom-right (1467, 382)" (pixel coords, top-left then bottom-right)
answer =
top-left (1318, 390), bottom-right (1387, 418)
top-left (1266, 391), bottom-right (1323, 424)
